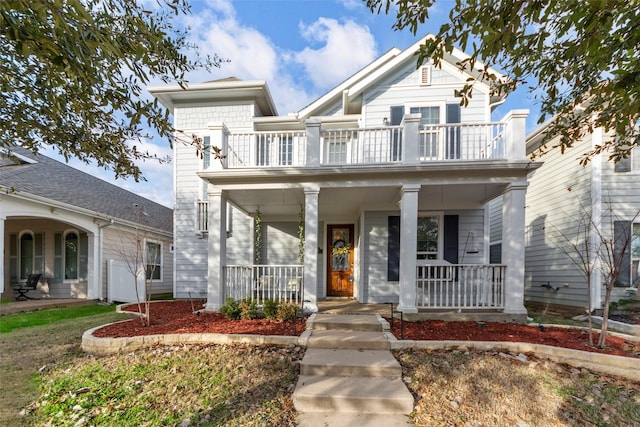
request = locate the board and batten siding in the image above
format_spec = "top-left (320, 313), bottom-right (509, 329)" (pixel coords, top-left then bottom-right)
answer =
top-left (524, 136), bottom-right (594, 308)
top-left (361, 209), bottom-right (486, 303)
top-left (173, 102), bottom-right (257, 298)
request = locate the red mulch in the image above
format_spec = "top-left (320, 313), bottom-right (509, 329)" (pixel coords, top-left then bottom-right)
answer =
top-left (389, 319), bottom-right (640, 358)
top-left (92, 300), bottom-right (305, 338)
top-left (93, 300), bottom-right (640, 358)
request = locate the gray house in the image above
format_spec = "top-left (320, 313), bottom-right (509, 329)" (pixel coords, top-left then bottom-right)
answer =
top-left (1, 146), bottom-right (174, 302)
top-left (150, 36), bottom-right (538, 319)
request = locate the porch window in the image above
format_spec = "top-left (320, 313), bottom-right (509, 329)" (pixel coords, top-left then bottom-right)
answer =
top-left (632, 223), bottom-right (639, 286)
top-left (19, 232), bottom-right (34, 280)
top-left (64, 232), bottom-right (78, 280)
top-left (146, 241), bottom-right (162, 281)
top-left (417, 216), bottom-right (440, 260)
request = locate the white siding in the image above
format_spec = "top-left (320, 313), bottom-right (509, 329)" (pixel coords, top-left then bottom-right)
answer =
top-left (262, 222), bottom-right (300, 265)
top-left (488, 196), bottom-right (503, 243)
top-left (525, 137), bottom-right (594, 307)
top-left (226, 208), bottom-right (253, 265)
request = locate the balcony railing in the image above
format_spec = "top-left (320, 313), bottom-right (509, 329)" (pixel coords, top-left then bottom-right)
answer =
top-left (416, 264), bottom-right (506, 309)
top-left (418, 123), bottom-right (505, 160)
top-left (224, 265), bottom-right (304, 306)
top-left (227, 131), bottom-right (306, 168)
top-left (321, 126), bottom-right (403, 165)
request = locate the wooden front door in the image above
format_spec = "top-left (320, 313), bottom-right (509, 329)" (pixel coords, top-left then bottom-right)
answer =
top-left (327, 224), bottom-right (354, 297)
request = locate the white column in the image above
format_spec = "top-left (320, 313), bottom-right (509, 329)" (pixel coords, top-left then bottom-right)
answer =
top-left (500, 109), bottom-right (529, 160)
top-left (398, 184), bottom-right (420, 313)
top-left (0, 215), bottom-right (5, 294)
top-left (401, 113), bottom-right (422, 166)
top-left (207, 122), bottom-right (229, 169)
top-left (305, 119), bottom-right (321, 167)
top-left (86, 233), bottom-right (99, 299)
top-left (502, 182), bottom-right (528, 315)
top-left (303, 187), bottom-right (319, 313)
top-left (205, 188), bottom-right (227, 311)
top-left (590, 127), bottom-right (603, 311)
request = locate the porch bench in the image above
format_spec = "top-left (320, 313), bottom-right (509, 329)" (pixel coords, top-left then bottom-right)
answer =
top-left (12, 273), bottom-right (41, 301)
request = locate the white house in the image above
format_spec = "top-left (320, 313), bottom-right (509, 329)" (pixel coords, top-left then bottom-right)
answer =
top-left (1, 147), bottom-right (174, 302)
top-left (150, 36), bottom-right (539, 319)
top-left (506, 123), bottom-right (639, 311)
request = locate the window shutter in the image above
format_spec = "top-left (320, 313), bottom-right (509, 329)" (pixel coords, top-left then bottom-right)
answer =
top-left (443, 215), bottom-right (459, 264)
top-left (387, 216), bottom-right (401, 281)
top-left (446, 104), bottom-right (461, 159)
top-left (54, 233), bottom-right (63, 281)
top-left (9, 233), bottom-right (17, 283)
top-left (390, 106), bottom-right (404, 161)
top-left (614, 221), bottom-right (632, 286)
top-left (34, 233), bottom-right (44, 274)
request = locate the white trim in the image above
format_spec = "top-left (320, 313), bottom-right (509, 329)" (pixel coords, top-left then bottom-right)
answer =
top-left (590, 128), bottom-right (603, 310)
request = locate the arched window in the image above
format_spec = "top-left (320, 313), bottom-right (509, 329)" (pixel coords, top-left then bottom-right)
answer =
top-left (65, 232), bottom-right (79, 280)
top-left (19, 232), bottom-right (34, 280)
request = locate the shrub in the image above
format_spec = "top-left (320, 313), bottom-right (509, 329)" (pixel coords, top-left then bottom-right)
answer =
top-left (276, 302), bottom-right (299, 321)
top-left (220, 298), bottom-right (241, 320)
top-left (263, 299), bottom-right (279, 320)
top-left (239, 298), bottom-right (258, 320)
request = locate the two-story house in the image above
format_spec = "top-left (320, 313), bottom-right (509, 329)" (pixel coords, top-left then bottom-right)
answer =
top-left (150, 36), bottom-right (539, 319)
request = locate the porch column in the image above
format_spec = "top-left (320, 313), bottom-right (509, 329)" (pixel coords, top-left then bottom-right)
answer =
top-left (501, 110), bottom-right (529, 161)
top-left (398, 184), bottom-right (420, 313)
top-left (502, 182), bottom-right (528, 315)
top-left (207, 122), bottom-right (229, 169)
top-left (303, 187), bottom-right (319, 313)
top-left (86, 233), bottom-right (99, 299)
top-left (205, 187), bottom-right (227, 311)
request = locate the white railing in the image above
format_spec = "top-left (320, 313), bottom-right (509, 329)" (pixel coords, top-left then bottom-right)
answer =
top-left (197, 201), bottom-right (208, 233)
top-left (418, 123), bottom-right (506, 161)
top-left (227, 131), bottom-right (307, 168)
top-left (321, 126), bottom-right (403, 165)
top-left (416, 264), bottom-right (505, 309)
top-left (224, 265), bottom-right (304, 306)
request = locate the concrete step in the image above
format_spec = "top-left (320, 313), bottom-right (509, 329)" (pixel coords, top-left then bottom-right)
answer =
top-left (297, 412), bottom-right (413, 426)
top-left (307, 330), bottom-right (390, 350)
top-left (293, 375), bottom-right (415, 414)
top-left (309, 314), bottom-right (385, 332)
top-left (301, 348), bottom-right (402, 377)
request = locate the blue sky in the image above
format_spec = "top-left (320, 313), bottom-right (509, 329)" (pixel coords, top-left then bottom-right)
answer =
top-left (45, 0), bottom-right (539, 208)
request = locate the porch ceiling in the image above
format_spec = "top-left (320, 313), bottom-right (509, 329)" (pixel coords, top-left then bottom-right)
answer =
top-left (225, 183), bottom-right (506, 219)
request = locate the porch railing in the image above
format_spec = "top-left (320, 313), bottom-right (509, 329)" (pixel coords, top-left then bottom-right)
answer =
top-left (416, 264), bottom-right (506, 309)
top-left (227, 131), bottom-right (307, 168)
top-left (321, 126), bottom-right (403, 164)
top-left (418, 123), bottom-right (506, 161)
top-left (224, 265), bottom-right (304, 306)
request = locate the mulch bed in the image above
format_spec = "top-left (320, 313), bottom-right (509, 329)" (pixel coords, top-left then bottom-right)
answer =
top-left (92, 300), bottom-right (640, 358)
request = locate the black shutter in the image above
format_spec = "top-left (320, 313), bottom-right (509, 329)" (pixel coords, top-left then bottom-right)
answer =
top-left (443, 215), bottom-right (459, 264)
top-left (446, 104), bottom-right (461, 159)
top-left (614, 221), bottom-right (631, 286)
top-left (387, 216), bottom-right (401, 281)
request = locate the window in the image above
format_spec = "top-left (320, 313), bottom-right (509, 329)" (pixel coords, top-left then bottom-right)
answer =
top-left (279, 135), bottom-right (293, 166)
top-left (614, 146), bottom-right (640, 172)
top-left (417, 215), bottom-right (441, 260)
top-left (489, 243), bottom-right (502, 264)
top-left (410, 106), bottom-right (442, 159)
top-left (632, 223), bottom-right (640, 287)
top-left (64, 232), bottom-right (79, 280)
top-left (19, 232), bottom-right (34, 280)
top-left (146, 241), bottom-right (162, 281)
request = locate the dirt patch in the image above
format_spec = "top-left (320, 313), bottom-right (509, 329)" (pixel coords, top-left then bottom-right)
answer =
top-left (92, 300), bottom-right (640, 358)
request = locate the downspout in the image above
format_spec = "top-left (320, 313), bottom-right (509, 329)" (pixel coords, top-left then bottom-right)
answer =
top-left (97, 219), bottom-right (115, 301)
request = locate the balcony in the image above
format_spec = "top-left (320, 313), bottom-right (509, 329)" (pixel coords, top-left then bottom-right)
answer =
top-left (204, 110), bottom-right (527, 170)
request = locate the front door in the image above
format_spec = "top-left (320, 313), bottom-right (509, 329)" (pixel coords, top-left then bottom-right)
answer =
top-left (327, 224), bottom-right (354, 297)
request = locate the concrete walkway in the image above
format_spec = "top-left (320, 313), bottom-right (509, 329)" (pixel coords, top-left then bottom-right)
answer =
top-left (293, 314), bottom-right (414, 426)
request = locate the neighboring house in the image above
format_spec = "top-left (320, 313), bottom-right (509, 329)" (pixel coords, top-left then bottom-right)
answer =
top-left (0, 147), bottom-right (174, 302)
top-left (495, 122), bottom-right (639, 311)
top-left (149, 36), bottom-right (538, 318)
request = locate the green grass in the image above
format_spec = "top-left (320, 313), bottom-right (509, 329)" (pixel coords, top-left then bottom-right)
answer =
top-left (0, 304), bottom-right (116, 333)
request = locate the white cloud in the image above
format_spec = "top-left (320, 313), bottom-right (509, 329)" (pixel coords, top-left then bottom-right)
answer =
top-left (293, 18), bottom-right (377, 89)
